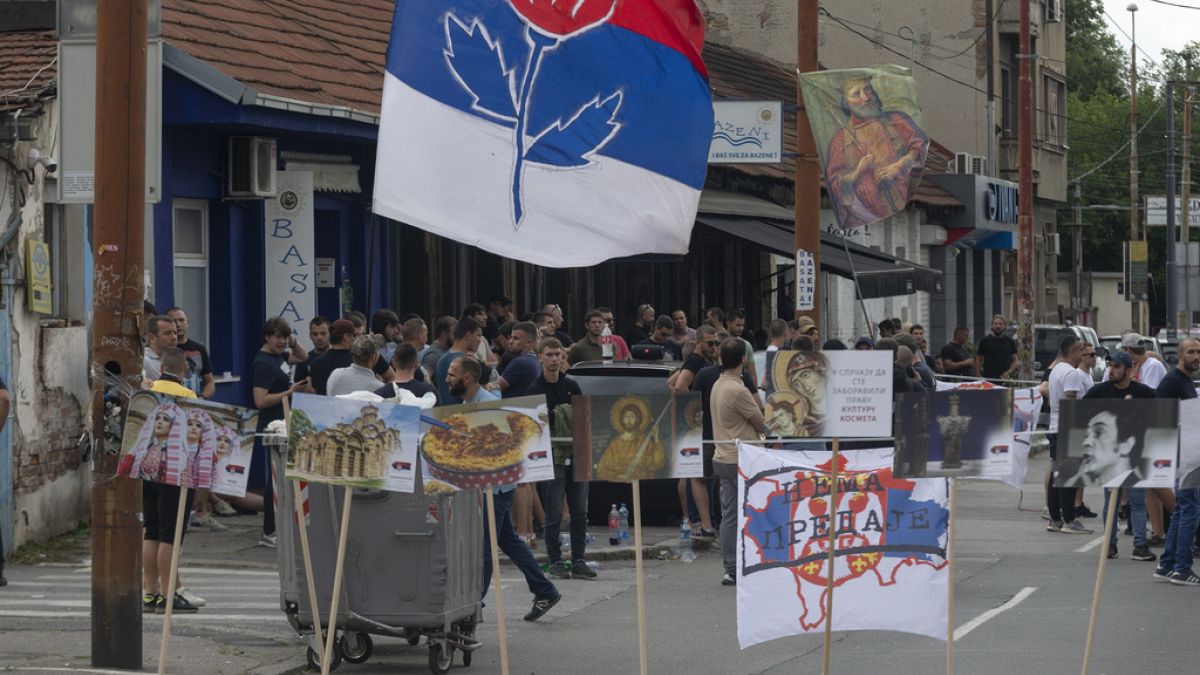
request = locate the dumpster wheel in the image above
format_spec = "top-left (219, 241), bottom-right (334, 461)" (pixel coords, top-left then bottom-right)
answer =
top-left (306, 643), bottom-right (342, 672)
top-left (428, 642), bottom-right (454, 674)
top-left (339, 631), bottom-right (373, 664)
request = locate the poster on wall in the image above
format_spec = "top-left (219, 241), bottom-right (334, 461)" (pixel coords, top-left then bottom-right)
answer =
top-left (572, 393), bottom-right (703, 481)
top-left (763, 349), bottom-right (892, 438)
top-left (264, 170), bottom-right (316, 348)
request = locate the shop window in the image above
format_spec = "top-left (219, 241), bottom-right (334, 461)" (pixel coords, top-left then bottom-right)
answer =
top-left (172, 198), bottom-right (209, 346)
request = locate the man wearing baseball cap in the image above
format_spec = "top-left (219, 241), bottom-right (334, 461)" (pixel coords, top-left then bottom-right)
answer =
top-left (1117, 333), bottom-right (1167, 388)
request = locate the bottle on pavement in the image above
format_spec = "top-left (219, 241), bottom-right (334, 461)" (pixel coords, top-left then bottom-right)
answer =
top-left (618, 503), bottom-right (630, 544)
top-left (608, 504), bottom-right (621, 546)
top-left (679, 521), bottom-right (695, 563)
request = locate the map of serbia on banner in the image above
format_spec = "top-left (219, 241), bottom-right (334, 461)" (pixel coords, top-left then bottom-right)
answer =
top-left (737, 445), bottom-right (949, 648)
top-left (375, 0), bottom-right (714, 268)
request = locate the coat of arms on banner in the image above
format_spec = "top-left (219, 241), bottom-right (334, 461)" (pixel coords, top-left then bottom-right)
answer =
top-left (798, 65), bottom-right (930, 230)
top-left (737, 445), bottom-right (948, 647)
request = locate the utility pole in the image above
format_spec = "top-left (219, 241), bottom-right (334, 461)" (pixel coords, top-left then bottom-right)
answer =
top-left (1167, 83), bottom-right (1177, 336)
top-left (1072, 182), bottom-right (1083, 322)
top-left (91, 0), bottom-right (147, 668)
top-left (1183, 54), bottom-right (1193, 329)
top-left (795, 0), bottom-right (821, 329)
top-left (1015, 0), bottom-right (1034, 379)
top-left (1129, 4), bottom-right (1142, 333)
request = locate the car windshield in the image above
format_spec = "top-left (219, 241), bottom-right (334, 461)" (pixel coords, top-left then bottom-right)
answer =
top-left (1035, 329), bottom-right (1073, 369)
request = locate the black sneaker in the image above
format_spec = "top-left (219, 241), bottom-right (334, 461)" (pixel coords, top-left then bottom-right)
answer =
top-left (1153, 566), bottom-right (1174, 582)
top-left (570, 561), bottom-right (597, 579)
top-left (1107, 543), bottom-right (1118, 560)
top-left (156, 592), bottom-right (200, 614)
top-left (523, 594), bottom-right (560, 621)
top-left (1168, 570), bottom-right (1200, 587)
top-left (1077, 504), bottom-right (1099, 518)
top-left (143, 593), bottom-right (161, 614)
top-left (1130, 546), bottom-right (1157, 562)
top-left (548, 562), bottom-right (570, 580)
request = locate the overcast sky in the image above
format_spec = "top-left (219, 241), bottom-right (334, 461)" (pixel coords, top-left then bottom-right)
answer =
top-left (1102, 0), bottom-right (1198, 71)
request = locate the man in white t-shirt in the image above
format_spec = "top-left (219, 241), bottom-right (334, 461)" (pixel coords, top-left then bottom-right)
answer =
top-left (1046, 336), bottom-right (1095, 534)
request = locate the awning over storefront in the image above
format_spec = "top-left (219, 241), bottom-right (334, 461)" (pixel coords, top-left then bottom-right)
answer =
top-left (695, 214), bottom-right (943, 298)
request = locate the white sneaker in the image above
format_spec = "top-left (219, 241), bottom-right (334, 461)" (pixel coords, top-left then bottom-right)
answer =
top-left (176, 587), bottom-right (206, 607)
top-left (211, 498), bottom-right (238, 517)
top-left (190, 514), bottom-right (228, 532)
top-left (258, 532), bottom-right (278, 548)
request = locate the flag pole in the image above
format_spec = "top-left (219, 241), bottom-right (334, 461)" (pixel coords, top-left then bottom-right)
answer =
top-left (320, 487), bottom-right (353, 675)
top-left (946, 478), bottom-right (957, 674)
top-left (485, 490), bottom-right (511, 675)
top-left (1080, 490), bottom-right (1120, 675)
top-left (821, 437), bottom-right (840, 675)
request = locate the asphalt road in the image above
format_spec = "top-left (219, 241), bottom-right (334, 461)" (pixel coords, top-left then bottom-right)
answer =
top-left (0, 453), bottom-right (1196, 674)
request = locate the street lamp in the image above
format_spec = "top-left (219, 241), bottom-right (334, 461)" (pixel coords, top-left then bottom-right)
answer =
top-left (1128, 3), bottom-right (1141, 332)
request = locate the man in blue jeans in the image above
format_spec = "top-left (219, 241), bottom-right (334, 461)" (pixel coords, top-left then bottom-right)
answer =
top-left (1154, 337), bottom-right (1200, 586)
top-left (483, 486), bottom-right (561, 620)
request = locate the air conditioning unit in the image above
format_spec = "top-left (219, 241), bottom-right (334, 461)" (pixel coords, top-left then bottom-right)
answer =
top-left (1045, 0), bottom-right (1063, 23)
top-left (227, 136), bottom-right (277, 198)
top-left (954, 152), bottom-right (988, 176)
top-left (1046, 233), bottom-right (1061, 256)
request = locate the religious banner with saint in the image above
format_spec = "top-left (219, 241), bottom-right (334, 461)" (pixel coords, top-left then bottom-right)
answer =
top-left (798, 65), bottom-right (930, 229)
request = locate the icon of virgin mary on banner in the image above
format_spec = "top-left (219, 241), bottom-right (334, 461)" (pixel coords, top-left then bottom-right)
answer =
top-left (798, 65), bottom-right (930, 229)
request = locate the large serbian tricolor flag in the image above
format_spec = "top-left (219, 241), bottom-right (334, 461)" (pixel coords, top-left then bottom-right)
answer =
top-left (374, 1), bottom-right (714, 267)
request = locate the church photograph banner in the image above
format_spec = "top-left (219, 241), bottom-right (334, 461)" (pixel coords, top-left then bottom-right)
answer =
top-left (420, 395), bottom-right (553, 491)
top-left (737, 444), bottom-right (949, 647)
top-left (117, 391), bottom-right (258, 496)
top-left (893, 389), bottom-right (1013, 479)
top-left (798, 65), bottom-right (930, 230)
top-left (1054, 399), bottom-right (1178, 489)
top-left (572, 392), bottom-right (704, 481)
top-left (286, 393), bottom-right (421, 493)
top-left (764, 349), bottom-right (892, 438)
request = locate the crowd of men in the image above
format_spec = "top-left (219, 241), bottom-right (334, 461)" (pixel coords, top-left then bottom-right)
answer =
top-left (122, 297), bottom-right (1200, 619)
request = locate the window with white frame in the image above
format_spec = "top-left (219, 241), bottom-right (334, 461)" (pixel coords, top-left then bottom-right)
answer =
top-left (172, 198), bottom-right (209, 347)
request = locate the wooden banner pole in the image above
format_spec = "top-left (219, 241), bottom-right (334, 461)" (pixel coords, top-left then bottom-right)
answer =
top-left (156, 486), bottom-right (190, 675)
top-left (484, 490), bottom-right (510, 675)
top-left (293, 481), bottom-right (325, 664)
top-left (320, 488), bottom-right (353, 675)
top-left (946, 478), bottom-right (958, 675)
top-left (821, 438), bottom-right (841, 675)
top-left (1080, 489), bottom-right (1119, 675)
top-left (279, 397), bottom-right (326, 661)
top-left (632, 479), bottom-right (649, 675)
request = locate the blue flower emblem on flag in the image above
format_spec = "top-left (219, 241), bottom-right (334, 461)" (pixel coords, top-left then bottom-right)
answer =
top-left (444, 1), bottom-right (623, 228)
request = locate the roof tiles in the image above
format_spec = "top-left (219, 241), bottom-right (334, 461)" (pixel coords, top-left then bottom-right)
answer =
top-left (0, 30), bottom-right (57, 110)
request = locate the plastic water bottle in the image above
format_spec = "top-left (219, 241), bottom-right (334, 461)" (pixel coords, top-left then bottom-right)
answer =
top-left (601, 324), bottom-right (614, 360)
top-left (618, 503), bottom-right (630, 544)
top-left (559, 533), bottom-right (570, 548)
top-left (608, 504), bottom-right (621, 545)
top-left (679, 522), bottom-right (695, 563)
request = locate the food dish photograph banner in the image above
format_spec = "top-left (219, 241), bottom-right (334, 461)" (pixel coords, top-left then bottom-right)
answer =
top-left (764, 349), bottom-right (892, 438)
top-left (420, 395), bottom-right (553, 491)
top-left (287, 393), bottom-right (421, 493)
top-left (571, 393), bottom-right (703, 482)
top-left (1054, 399), bottom-right (1178, 489)
top-left (117, 391), bottom-right (259, 497)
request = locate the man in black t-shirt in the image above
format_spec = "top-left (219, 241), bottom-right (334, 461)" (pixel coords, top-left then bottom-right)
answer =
top-left (166, 307), bottom-right (214, 399)
top-left (293, 316), bottom-right (331, 383)
top-left (526, 339), bottom-right (591, 578)
top-left (634, 315), bottom-right (684, 361)
top-left (976, 314), bottom-right (1017, 381)
top-left (670, 325), bottom-right (717, 393)
top-left (375, 343), bottom-right (439, 403)
top-left (307, 319), bottom-right (391, 395)
top-left (251, 318), bottom-right (312, 547)
top-left (940, 325), bottom-right (975, 378)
